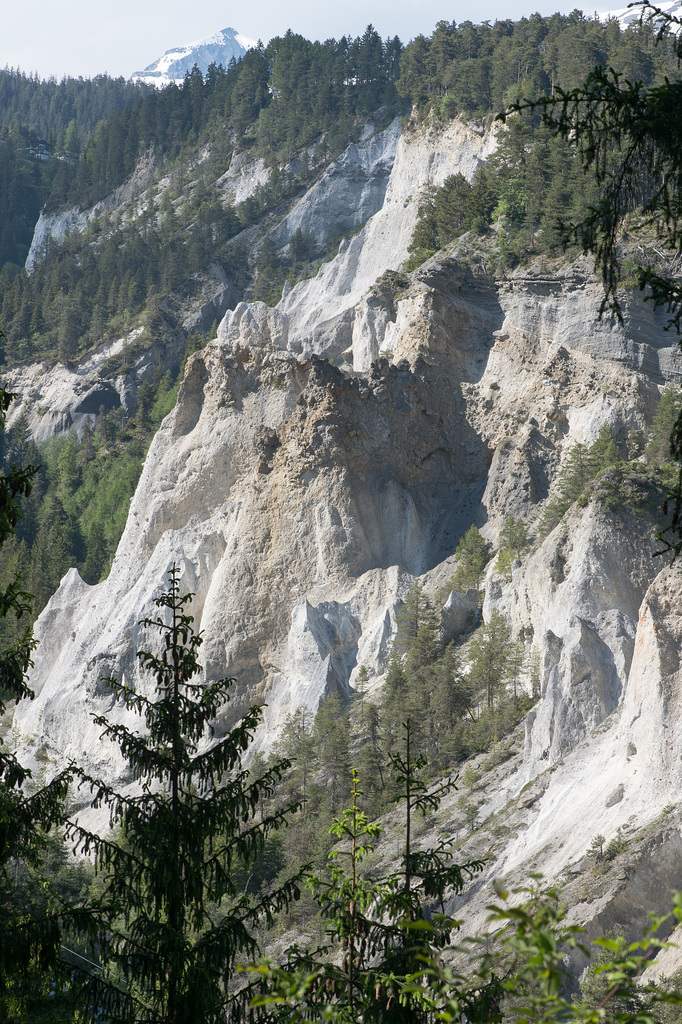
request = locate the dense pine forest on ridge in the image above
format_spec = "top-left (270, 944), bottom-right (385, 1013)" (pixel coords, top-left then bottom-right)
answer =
top-left (2, 15), bottom-right (679, 353)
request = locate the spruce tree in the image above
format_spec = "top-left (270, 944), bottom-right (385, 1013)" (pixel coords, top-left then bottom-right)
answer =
top-left (647, 385), bottom-right (682, 469)
top-left (354, 701), bottom-right (385, 808)
top-left (255, 742), bottom-right (484, 1024)
top-left (280, 706), bottom-right (316, 811)
top-left (451, 526), bottom-right (491, 592)
top-left (313, 693), bottom-right (351, 812)
top-left (71, 565), bottom-right (306, 1024)
top-left (0, 384), bottom-right (72, 1015)
top-left (431, 642), bottom-right (471, 764)
top-left (466, 612), bottom-right (526, 747)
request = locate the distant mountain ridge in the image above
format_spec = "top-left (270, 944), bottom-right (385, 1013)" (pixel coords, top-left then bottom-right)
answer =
top-left (131, 27), bottom-right (255, 86)
top-left (599, 0), bottom-right (682, 26)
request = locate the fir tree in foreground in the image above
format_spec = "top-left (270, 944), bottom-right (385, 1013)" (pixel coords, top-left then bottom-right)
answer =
top-left (72, 565), bottom-right (306, 1024)
top-left (0, 381), bottom-right (73, 1018)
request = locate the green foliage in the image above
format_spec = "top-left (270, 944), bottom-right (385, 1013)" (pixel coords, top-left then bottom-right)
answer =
top-left (577, 927), bottom-right (641, 1017)
top-left (296, 769), bottom-right (391, 1023)
top-left (588, 833), bottom-right (605, 862)
top-left (69, 566), bottom-right (306, 1024)
top-left (0, 73), bottom-right (150, 268)
top-left (1, 833), bottom-right (95, 1022)
top-left (467, 611), bottom-right (525, 715)
top-left (313, 694), bottom-right (352, 813)
top-left (0, 26), bottom-right (403, 365)
top-left (451, 525), bottom-right (491, 592)
top-left (251, 750), bottom-right (484, 1024)
top-left (406, 883), bottom-right (682, 1024)
top-left (0, 188), bottom-right (242, 364)
top-left (647, 385), bottom-right (682, 470)
top-left (0, 383), bottom-right (73, 1020)
top-left (0, 355), bottom-right (183, 635)
top-left (4, 13), bottom-right (678, 366)
top-left (382, 582), bottom-right (447, 759)
top-left (604, 827), bottom-right (629, 862)
top-left (398, 13), bottom-right (681, 121)
top-left (510, 4), bottom-right (682, 555)
top-left (538, 424), bottom-right (623, 538)
top-left (381, 579), bottom-right (530, 775)
top-left (280, 707), bottom-right (317, 812)
top-left (495, 515), bottom-right (531, 579)
top-left (0, 69), bottom-right (150, 145)
top-left (404, 14), bottom-right (682, 266)
top-left (251, 229), bottom-right (323, 306)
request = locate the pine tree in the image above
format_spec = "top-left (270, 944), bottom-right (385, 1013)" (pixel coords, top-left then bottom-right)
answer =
top-left (647, 385), bottom-right (682, 469)
top-left (451, 526), bottom-right (491, 592)
top-left (393, 581), bottom-right (438, 658)
top-left (280, 706), bottom-right (316, 811)
top-left (538, 426), bottom-right (620, 537)
top-left (431, 642), bottom-right (471, 764)
top-left (382, 650), bottom-right (409, 756)
top-left (256, 744), bottom-right (485, 1024)
top-left (313, 693), bottom-right (351, 812)
top-left (0, 384), bottom-right (72, 1016)
top-left (499, 515), bottom-right (531, 560)
top-left (466, 612), bottom-right (525, 741)
top-left (71, 566), bottom-right (306, 1024)
top-left (495, 515), bottom-right (531, 579)
top-left (354, 701), bottom-right (385, 808)
top-left (81, 518), bottom-right (109, 584)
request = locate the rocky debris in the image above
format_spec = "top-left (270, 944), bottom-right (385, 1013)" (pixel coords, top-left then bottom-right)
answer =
top-left (13, 250), bottom-right (679, 866)
top-left (216, 151), bottom-right (270, 206)
top-left (279, 118), bottom-right (498, 361)
top-left (605, 783), bottom-right (625, 807)
top-left (270, 119), bottom-right (401, 250)
top-left (180, 264), bottom-right (241, 334)
top-left (440, 589), bottom-right (480, 641)
top-left (2, 326), bottom-right (185, 442)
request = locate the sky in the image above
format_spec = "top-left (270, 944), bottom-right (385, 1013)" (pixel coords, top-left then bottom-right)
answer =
top-left (2, 0), bottom-right (618, 81)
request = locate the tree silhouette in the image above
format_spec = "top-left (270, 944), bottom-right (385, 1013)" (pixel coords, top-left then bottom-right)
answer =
top-left (72, 565), bottom-right (306, 1024)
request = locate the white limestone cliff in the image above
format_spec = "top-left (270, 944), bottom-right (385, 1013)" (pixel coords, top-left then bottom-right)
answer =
top-left (25, 150), bottom-right (157, 274)
top-left (13, 255), bottom-right (677, 800)
top-left (277, 118), bottom-right (498, 359)
top-left (10, 117), bottom-right (682, 957)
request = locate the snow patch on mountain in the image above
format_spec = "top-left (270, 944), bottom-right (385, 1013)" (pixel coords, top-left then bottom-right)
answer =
top-left (598, 0), bottom-right (682, 26)
top-left (131, 27), bottom-right (255, 87)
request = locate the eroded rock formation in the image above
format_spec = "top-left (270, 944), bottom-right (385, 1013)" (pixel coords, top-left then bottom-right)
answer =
top-left (10, 116), bottom-right (682, 961)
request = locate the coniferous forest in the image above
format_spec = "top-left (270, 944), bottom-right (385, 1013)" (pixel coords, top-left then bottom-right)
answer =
top-left (3, 6), bottom-right (682, 1020)
top-left (2, 14), bottom-right (680, 343)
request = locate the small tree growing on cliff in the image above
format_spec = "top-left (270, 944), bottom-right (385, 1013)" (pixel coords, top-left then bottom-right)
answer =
top-left (451, 526), bottom-right (491, 592)
top-left (72, 565), bottom-right (306, 1024)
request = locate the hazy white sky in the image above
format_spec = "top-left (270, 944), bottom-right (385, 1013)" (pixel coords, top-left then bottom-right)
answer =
top-left (3, 0), bottom-right (615, 81)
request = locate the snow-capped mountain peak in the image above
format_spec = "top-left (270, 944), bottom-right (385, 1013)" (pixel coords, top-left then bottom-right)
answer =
top-left (131, 27), bottom-right (256, 87)
top-left (598, 0), bottom-right (682, 27)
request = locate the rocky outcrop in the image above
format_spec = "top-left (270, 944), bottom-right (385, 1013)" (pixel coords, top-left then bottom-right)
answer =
top-left (269, 119), bottom-right (401, 250)
top-left (25, 207), bottom-right (89, 274)
top-left (434, 562), bottom-right (682, 959)
top-left (2, 326), bottom-right (187, 442)
top-left (26, 150), bottom-right (157, 273)
top-left (216, 152), bottom-right (270, 205)
top-left (277, 119), bottom-right (498, 360)
top-left (13, 250), bottom-right (677, 786)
